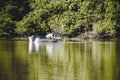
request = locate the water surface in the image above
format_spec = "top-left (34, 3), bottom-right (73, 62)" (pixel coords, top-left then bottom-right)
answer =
top-left (0, 40), bottom-right (120, 80)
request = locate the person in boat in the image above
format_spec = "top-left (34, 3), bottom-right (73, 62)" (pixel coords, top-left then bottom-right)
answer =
top-left (46, 33), bottom-right (54, 39)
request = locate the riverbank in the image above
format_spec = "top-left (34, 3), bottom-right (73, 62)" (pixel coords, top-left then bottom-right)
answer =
top-left (0, 37), bottom-right (28, 41)
top-left (63, 32), bottom-right (120, 41)
top-left (0, 32), bottom-right (119, 41)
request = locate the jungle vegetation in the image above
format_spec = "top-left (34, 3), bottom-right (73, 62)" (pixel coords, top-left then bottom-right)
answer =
top-left (0, 0), bottom-right (120, 38)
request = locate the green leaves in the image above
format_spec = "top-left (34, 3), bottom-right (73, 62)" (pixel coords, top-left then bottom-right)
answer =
top-left (0, 0), bottom-right (120, 38)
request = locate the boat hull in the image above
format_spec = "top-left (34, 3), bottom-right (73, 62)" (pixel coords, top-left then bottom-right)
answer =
top-left (39, 39), bottom-right (58, 42)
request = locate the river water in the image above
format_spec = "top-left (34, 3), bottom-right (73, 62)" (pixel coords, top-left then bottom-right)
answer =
top-left (0, 40), bottom-right (120, 80)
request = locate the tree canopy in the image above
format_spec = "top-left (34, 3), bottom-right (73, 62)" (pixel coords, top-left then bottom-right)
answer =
top-left (0, 0), bottom-right (120, 38)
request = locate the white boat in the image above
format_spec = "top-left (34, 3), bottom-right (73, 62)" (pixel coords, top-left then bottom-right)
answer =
top-left (39, 39), bottom-right (58, 42)
top-left (29, 36), bottom-right (58, 43)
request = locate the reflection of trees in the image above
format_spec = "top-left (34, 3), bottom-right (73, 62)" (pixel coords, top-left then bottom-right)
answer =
top-left (13, 41), bottom-right (29, 80)
top-left (0, 41), bottom-right (29, 80)
top-left (0, 40), bottom-right (15, 80)
top-left (91, 41), bottom-right (116, 80)
top-left (115, 42), bottom-right (120, 80)
top-left (0, 41), bottom-right (118, 80)
top-left (27, 41), bottom-right (117, 80)
top-left (59, 41), bottom-right (117, 80)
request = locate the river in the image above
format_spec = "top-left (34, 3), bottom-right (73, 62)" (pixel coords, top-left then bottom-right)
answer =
top-left (0, 40), bottom-right (120, 80)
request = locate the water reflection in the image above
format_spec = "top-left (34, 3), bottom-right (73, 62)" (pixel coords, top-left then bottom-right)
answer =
top-left (46, 43), bottom-right (53, 53)
top-left (28, 41), bottom-right (61, 55)
top-left (0, 40), bottom-right (120, 80)
top-left (0, 40), bottom-right (28, 80)
top-left (29, 42), bottom-right (39, 53)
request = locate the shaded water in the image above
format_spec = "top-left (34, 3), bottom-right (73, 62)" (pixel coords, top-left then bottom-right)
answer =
top-left (0, 40), bottom-right (120, 80)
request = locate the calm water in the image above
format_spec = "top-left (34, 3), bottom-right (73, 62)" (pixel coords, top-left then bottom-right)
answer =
top-left (0, 40), bottom-right (120, 80)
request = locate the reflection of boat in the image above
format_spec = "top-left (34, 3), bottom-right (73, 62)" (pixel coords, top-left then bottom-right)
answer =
top-left (28, 37), bottom-right (39, 53)
top-left (46, 43), bottom-right (53, 54)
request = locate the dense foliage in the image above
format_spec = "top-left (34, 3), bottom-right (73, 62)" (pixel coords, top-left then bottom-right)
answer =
top-left (0, 0), bottom-right (30, 38)
top-left (0, 0), bottom-right (120, 38)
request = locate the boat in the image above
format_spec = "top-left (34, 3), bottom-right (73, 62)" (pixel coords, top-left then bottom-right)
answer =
top-left (39, 39), bottom-right (58, 42)
top-left (29, 36), bottom-right (58, 43)
top-left (29, 33), bottom-right (62, 43)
